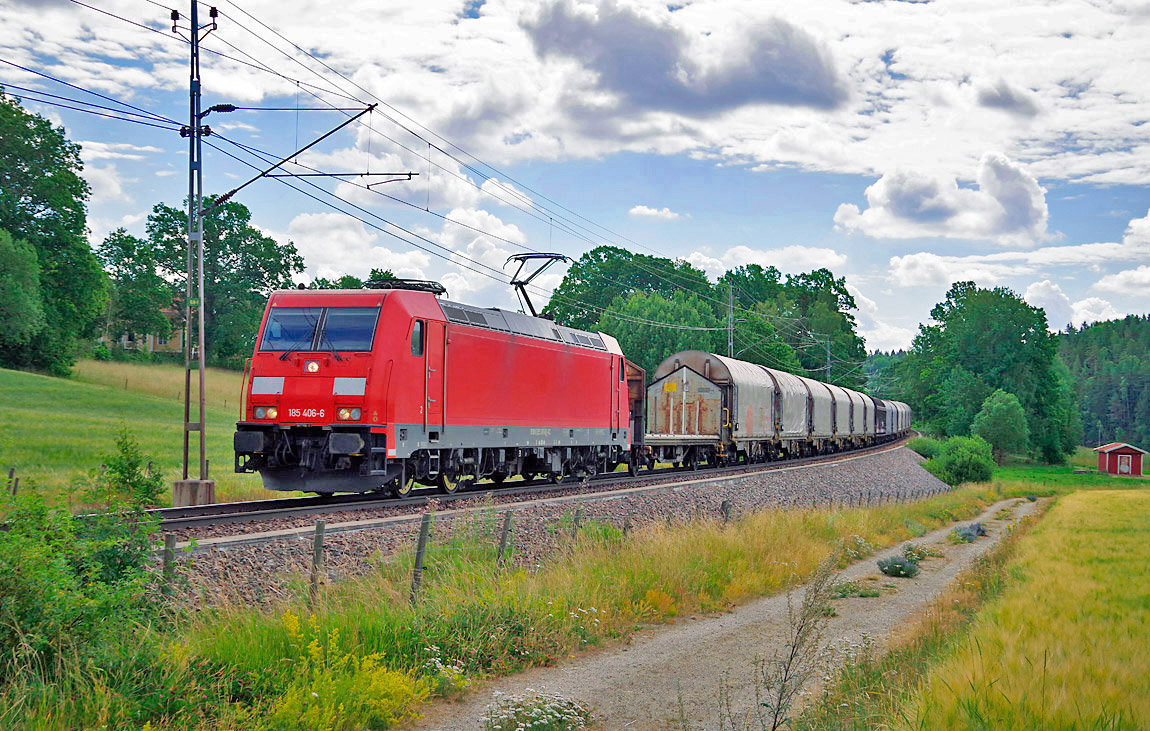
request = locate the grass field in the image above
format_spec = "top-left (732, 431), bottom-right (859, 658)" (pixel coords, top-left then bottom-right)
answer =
top-left (894, 489), bottom-right (1150, 729)
top-left (0, 363), bottom-right (268, 505)
top-left (1, 484), bottom-right (1003, 730)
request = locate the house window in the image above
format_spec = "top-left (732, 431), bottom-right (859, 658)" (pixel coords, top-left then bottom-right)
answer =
top-left (157, 334), bottom-right (169, 346)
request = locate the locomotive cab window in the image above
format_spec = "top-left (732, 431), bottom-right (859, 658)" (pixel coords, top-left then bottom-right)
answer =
top-left (321, 307), bottom-right (379, 351)
top-left (260, 307), bottom-right (322, 351)
top-left (259, 306), bottom-right (379, 352)
top-left (411, 320), bottom-right (424, 357)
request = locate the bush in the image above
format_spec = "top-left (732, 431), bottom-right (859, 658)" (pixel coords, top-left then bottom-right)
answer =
top-left (926, 435), bottom-right (995, 486)
top-left (902, 542), bottom-right (943, 562)
top-left (483, 689), bottom-right (593, 731)
top-left (877, 556), bottom-right (920, 578)
top-left (0, 429), bottom-right (161, 674)
top-left (907, 436), bottom-right (942, 459)
top-left (949, 522), bottom-right (988, 544)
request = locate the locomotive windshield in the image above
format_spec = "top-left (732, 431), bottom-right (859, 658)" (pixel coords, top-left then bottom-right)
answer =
top-left (259, 306), bottom-right (379, 352)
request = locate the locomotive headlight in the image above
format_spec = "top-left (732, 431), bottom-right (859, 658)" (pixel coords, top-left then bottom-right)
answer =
top-left (305, 360), bottom-right (320, 373)
top-left (255, 406), bottom-right (266, 419)
top-left (336, 407), bottom-right (361, 421)
top-left (266, 407), bottom-right (278, 419)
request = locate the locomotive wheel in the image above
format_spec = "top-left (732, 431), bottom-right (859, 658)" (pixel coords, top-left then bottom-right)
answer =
top-left (438, 471), bottom-right (467, 495)
top-left (392, 476), bottom-right (416, 498)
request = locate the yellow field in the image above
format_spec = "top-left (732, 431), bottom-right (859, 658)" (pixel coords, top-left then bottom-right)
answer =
top-left (898, 489), bottom-right (1150, 729)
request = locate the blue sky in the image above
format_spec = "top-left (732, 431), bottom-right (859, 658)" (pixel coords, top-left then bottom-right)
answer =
top-left (3, 0), bottom-right (1149, 351)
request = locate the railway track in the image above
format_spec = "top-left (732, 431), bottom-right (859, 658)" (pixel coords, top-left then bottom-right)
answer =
top-left (157, 437), bottom-right (910, 533)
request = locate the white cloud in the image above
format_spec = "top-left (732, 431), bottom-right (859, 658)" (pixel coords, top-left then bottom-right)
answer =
top-left (1024, 279), bottom-right (1122, 329)
top-left (284, 212), bottom-right (430, 281)
top-left (629, 205), bottom-right (684, 220)
top-left (79, 141), bottom-right (163, 161)
top-left (860, 321), bottom-right (915, 352)
top-left (83, 164), bottom-right (132, 205)
top-left (687, 244), bottom-right (847, 279)
top-left (1093, 265), bottom-right (1150, 297)
top-left (886, 208), bottom-right (1150, 288)
top-left (847, 280), bottom-right (914, 351)
top-left (835, 153), bottom-right (1050, 246)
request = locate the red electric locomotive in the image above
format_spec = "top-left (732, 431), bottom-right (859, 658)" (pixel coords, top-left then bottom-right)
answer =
top-left (234, 281), bottom-right (637, 496)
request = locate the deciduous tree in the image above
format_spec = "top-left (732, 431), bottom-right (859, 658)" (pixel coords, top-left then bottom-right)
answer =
top-left (146, 197), bottom-right (304, 362)
top-left (0, 91), bottom-right (106, 373)
top-left (97, 228), bottom-right (171, 341)
top-left (971, 389), bottom-right (1030, 463)
top-left (0, 229), bottom-right (44, 344)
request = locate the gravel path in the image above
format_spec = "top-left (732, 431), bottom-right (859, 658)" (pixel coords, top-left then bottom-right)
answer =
top-left (171, 447), bottom-right (948, 607)
top-left (406, 497), bottom-right (1043, 731)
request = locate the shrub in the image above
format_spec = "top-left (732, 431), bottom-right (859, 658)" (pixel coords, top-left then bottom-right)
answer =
top-left (907, 436), bottom-right (942, 459)
top-left (928, 436), bottom-right (995, 486)
top-left (902, 542), bottom-right (943, 562)
top-left (0, 490), bottom-right (158, 672)
top-left (949, 523), bottom-right (988, 544)
top-left (482, 689), bottom-right (593, 731)
top-left (0, 428), bottom-right (161, 673)
top-left (971, 389), bottom-right (1030, 464)
top-left (87, 426), bottom-right (165, 506)
top-left (877, 556), bottom-right (920, 578)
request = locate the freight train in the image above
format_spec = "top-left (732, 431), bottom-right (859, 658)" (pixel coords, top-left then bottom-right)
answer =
top-left (233, 281), bottom-right (911, 495)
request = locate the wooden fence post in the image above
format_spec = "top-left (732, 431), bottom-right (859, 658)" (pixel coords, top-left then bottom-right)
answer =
top-left (720, 499), bottom-right (732, 523)
top-left (573, 506), bottom-right (583, 536)
top-left (623, 511), bottom-right (633, 536)
top-left (161, 533), bottom-right (177, 596)
top-left (410, 513), bottom-right (432, 604)
top-left (9, 477), bottom-right (17, 497)
top-left (309, 520), bottom-right (325, 608)
top-left (496, 511), bottom-right (513, 567)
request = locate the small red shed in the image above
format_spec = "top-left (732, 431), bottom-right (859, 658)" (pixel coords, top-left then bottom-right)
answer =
top-left (1093, 442), bottom-right (1146, 477)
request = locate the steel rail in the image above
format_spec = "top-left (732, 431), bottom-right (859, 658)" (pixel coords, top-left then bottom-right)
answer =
top-left (159, 436), bottom-right (911, 532)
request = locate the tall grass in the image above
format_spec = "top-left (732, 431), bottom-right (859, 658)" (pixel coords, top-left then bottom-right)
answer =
top-left (71, 360), bottom-right (246, 413)
top-left (896, 490), bottom-right (1149, 729)
top-left (1, 487), bottom-right (1000, 729)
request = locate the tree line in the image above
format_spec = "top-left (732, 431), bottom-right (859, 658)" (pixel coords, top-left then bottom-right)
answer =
top-left (544, 246), bottom-right (868, 387)
top-left (1059, 315), bottom-right (1150, 447)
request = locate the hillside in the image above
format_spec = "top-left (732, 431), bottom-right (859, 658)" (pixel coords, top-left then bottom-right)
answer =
top-left (0, 363), bottom-right (268, 505)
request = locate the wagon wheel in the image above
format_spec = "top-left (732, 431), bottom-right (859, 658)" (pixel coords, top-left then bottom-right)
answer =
top-left (391, 475), bottom-right (416, 498)
top-left (546, 470), bottom-right (564, 484)
top-left (490, 471), bottom-right (508, 485)
top-left (627, 458), bottom-right (639, 477)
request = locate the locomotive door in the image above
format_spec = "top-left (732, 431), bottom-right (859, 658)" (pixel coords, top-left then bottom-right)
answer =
top-left (612, 357), bottom-right (622, 434)
top-left (425, 321), bottom-right (446, 429)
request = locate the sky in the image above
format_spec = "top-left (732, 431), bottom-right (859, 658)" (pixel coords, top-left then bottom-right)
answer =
top-left (2, 0), bottom-right (1149, 352)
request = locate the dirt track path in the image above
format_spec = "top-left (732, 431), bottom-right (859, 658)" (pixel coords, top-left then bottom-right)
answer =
top-left (408, 497), bottom-right (1041, 731)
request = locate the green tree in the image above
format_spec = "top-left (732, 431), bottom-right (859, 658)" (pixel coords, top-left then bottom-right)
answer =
top-left (146, 197), bottom-right (304, 361)
top-left (971, 389), bottom-right (1030, 463)
top-left (0, 90), bottom-right (107, 374)
top-left (97, 228), bottom-right (171, 341)
top-left (0, 229), bottom-right (45, 344)
top-left (312, 274), bottom-right (364, 289)
top-left (544, 245), bottom-right (714, 331)
top-left (595, 289), bottom-right (723, 376)
top-left (897, 281), bottom-right (1074, 462)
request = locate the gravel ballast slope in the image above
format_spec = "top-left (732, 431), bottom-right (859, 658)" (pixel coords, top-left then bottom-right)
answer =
top-left (173, 446), bottom-right (949, 606)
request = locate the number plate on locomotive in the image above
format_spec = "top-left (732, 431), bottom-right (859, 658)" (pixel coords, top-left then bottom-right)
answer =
top-left (286, 408), bottom-right (326, 419)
